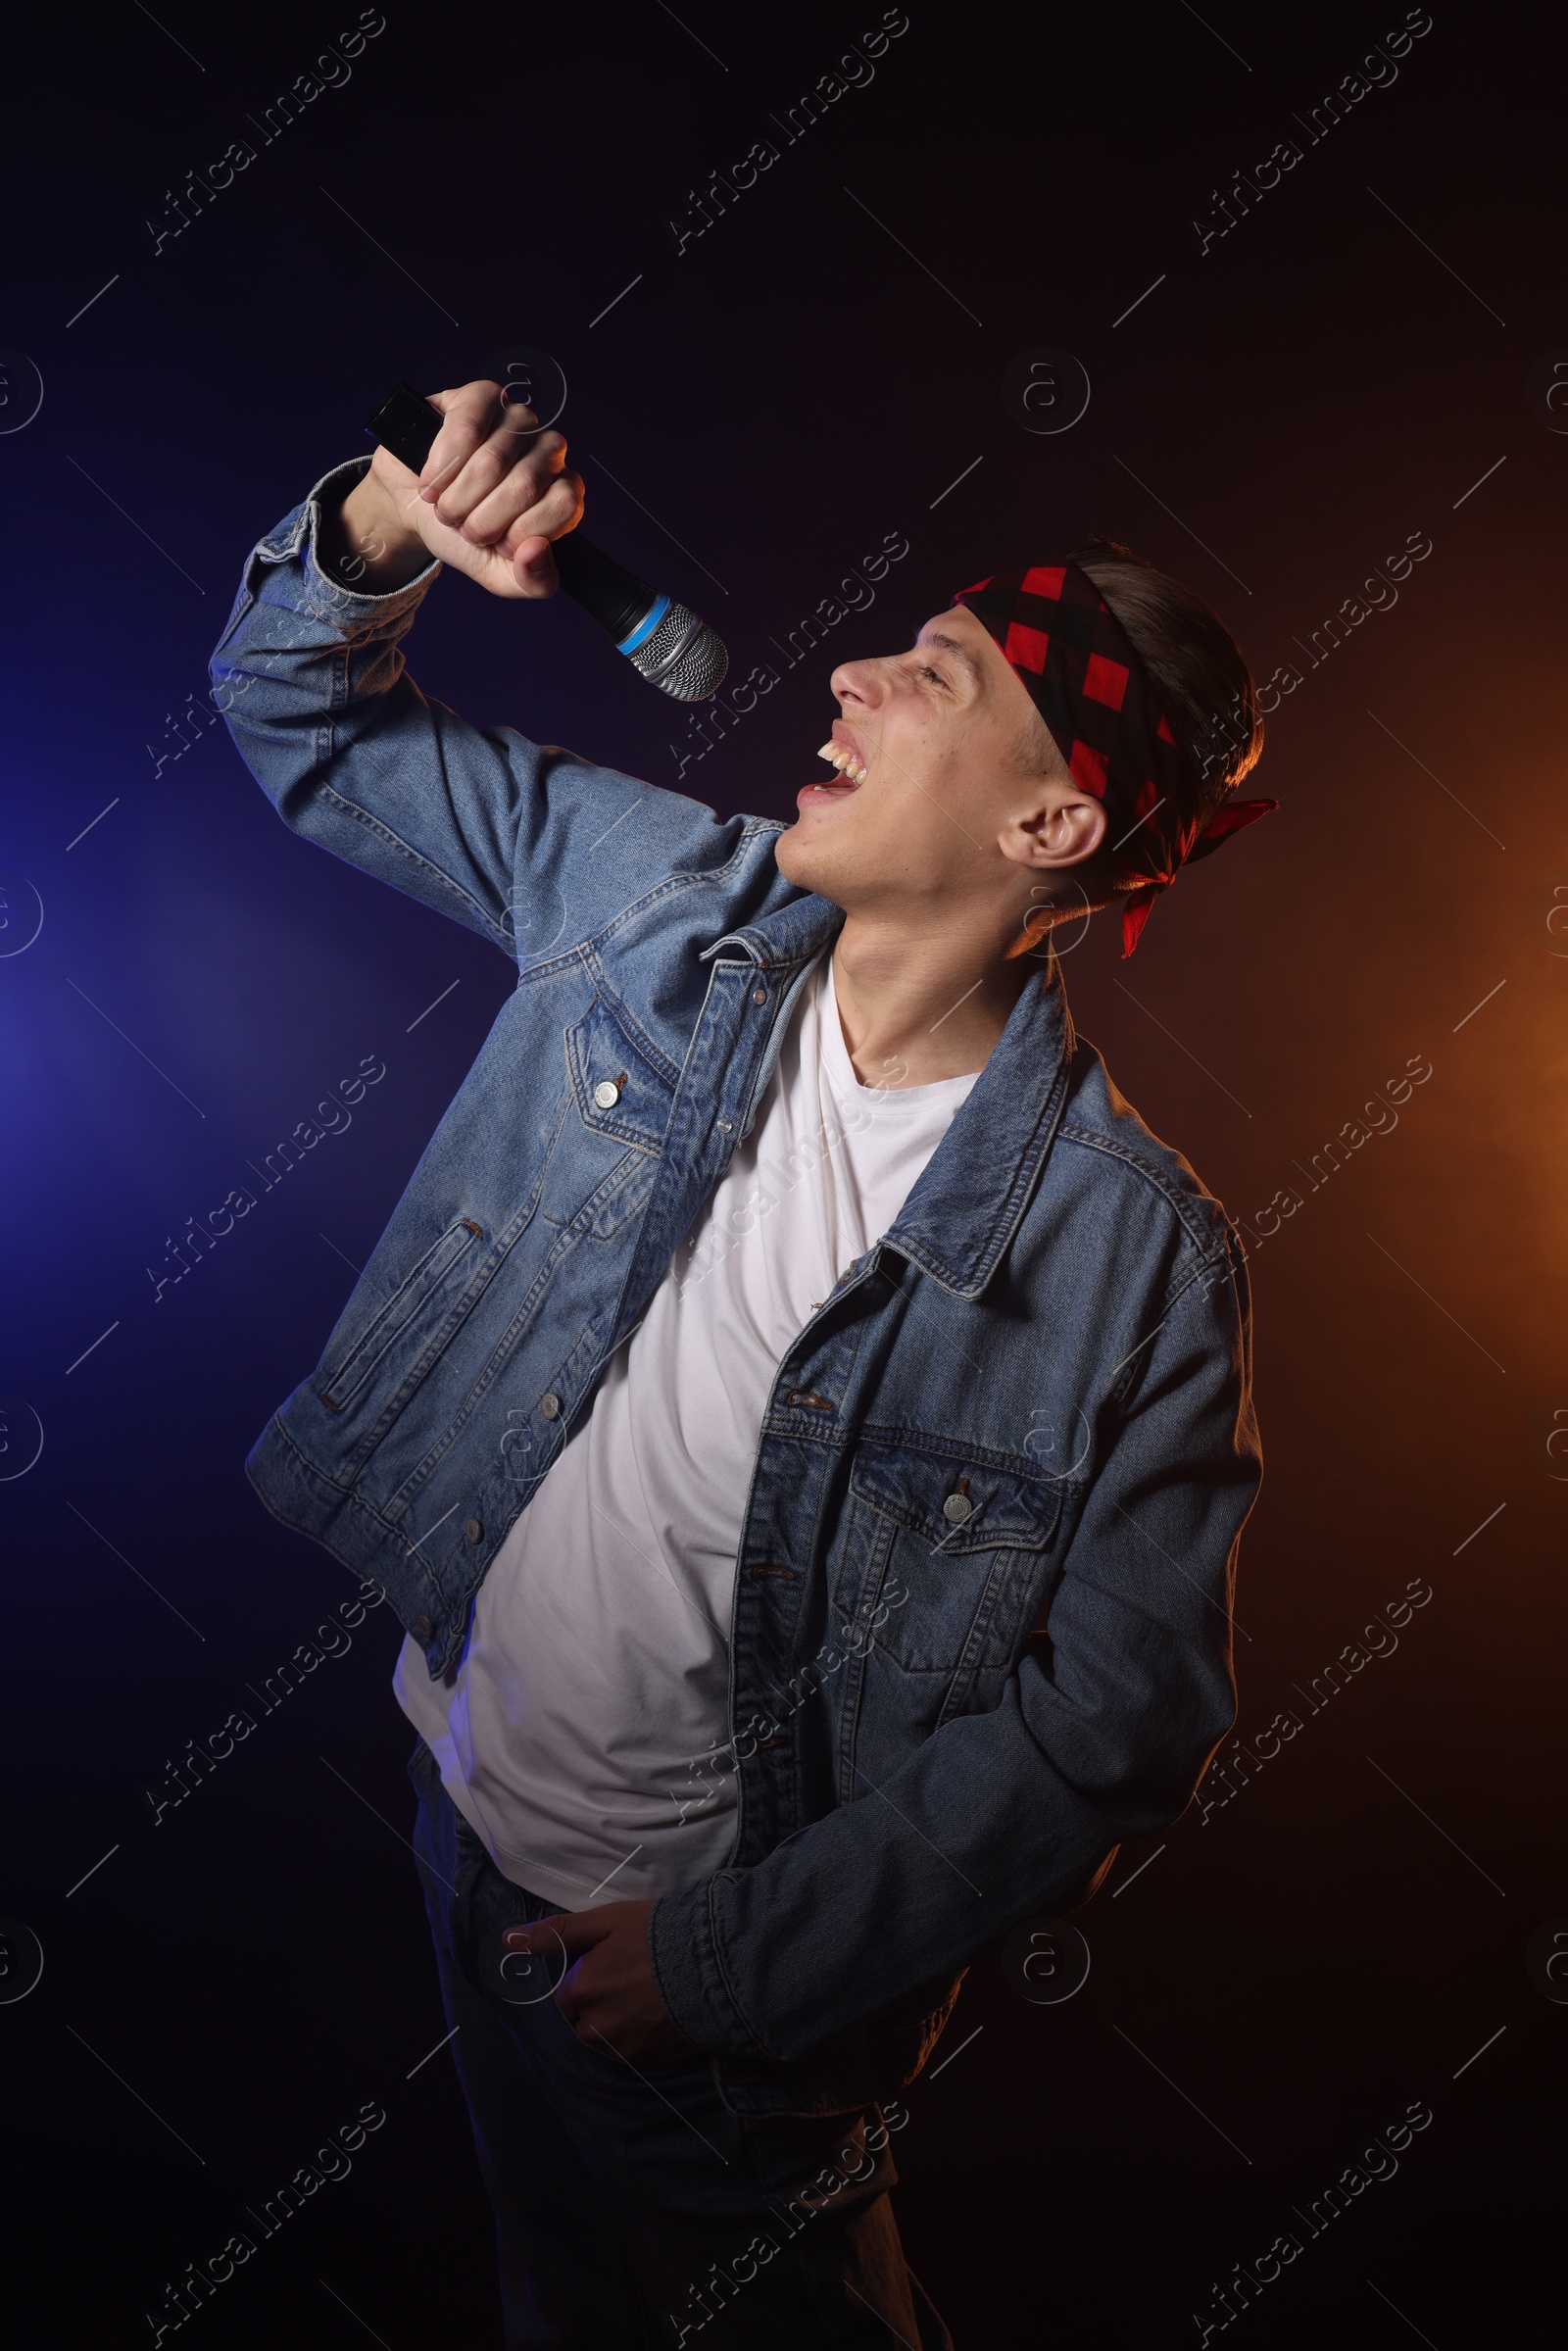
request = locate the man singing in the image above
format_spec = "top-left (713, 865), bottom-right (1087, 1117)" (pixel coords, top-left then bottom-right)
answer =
top-left (215, 381), bottom-right (1270, 2348)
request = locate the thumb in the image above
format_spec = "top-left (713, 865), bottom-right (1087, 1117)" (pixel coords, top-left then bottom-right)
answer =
top-left (510, 533), bottom-right (560, 599)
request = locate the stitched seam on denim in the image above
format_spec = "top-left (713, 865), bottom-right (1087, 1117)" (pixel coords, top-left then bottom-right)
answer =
top-left (254, 505), bottom-right (310, 565)
top-left (323, 1220), bottom-right (480, 1408)
top-left (1106, 1250), bottom-right (1248, 1420)
top-left (212, 589), bottom-right (258, 657)
top-left (294, 457), bottom-right (438, 631)
top-left (645, 1899), bottom-right (695, 2040)
top-left (393, 1166), bottom-right (600, 1490)
top-left (1054, 1123), bottom-right (1227, 1259)
top-left (971, 1026), bottom-right (1078, 1264)
top-left (587, 850), bottom-right (756, 959)
top-left (563, 1039), bottom-right (667, 1152)
top-left (584, 817), bottom-right (795, 969)
top-left (668, 814), bottom-right (787, 882)
top-left (508, 868), bottom-right (735, 990)
top-left (538, 1115), bottom-right (662, 1234)
top-left (299, 536), bottom-right (437, 633)
top-left (335, 1218), bottom-right (546, 1476)
top-left (314, 782), bottom-right (511, 950)
top-left (851, 1491), bottom-right (1062, 1557)
top-left (710, 906), bottom-right (843, 973)
top-left (254, 1414), bottom-right (444, 1617)
top-left (852, 1423), bottom-right (1084, 1487)
top-left (576, 942), bottom-right (685, 1091)
top-left (700, 1878), bottom-right (773, 2057)
top-left (890, 1043), bottom-right (1074, 1295)
top-left (513, 937), bottom-right (593, 988)
top-left (835, 1512), bottom-right (892, 1807)
top-left (1115, 1248), bottom-right (1248, 1417)
top-left (1161, 1243), bottom-right (1240, 1319)
top-left (386, 1144), bottom-right (569, 1514)
top-left (953, 1543), bottom-right (1028, 1688)
top-left (649, 1884), bottom-right (760, 2057)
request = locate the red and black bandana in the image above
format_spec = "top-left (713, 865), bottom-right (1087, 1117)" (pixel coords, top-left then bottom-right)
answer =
top-left (953, 563), bottom-right (1278, 956)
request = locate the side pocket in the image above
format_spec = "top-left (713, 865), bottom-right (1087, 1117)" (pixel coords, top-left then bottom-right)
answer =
top-left (319, 1217), bottom-right (484, 1416)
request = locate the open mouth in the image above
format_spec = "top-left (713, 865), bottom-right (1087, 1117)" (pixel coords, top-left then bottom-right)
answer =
top-left (817, 738), bottom-right (870, 784)
top-left (798, 732), bottom-right (870, 809)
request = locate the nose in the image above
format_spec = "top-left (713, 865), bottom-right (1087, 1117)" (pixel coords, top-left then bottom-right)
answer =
top-left (829, 656), bottom-right (884, 710)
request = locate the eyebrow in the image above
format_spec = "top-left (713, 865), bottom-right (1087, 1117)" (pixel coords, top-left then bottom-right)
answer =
top-left (910, 627), bottom-right (981, 679)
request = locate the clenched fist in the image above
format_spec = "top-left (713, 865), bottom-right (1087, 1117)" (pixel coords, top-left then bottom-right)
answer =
top-left (322, 378), bottom-right (585, 599)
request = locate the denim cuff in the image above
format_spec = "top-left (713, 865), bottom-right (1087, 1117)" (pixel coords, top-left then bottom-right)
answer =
top-left (255, 454), bottom-right (442, 633)
top-left (649, 1876), bottom-right (768, 2061)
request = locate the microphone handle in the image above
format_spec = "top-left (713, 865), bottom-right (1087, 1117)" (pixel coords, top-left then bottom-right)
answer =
top-left (363, 382), bottom-right (662, 649)
top-left (553, 534), bottom-right (665, 650)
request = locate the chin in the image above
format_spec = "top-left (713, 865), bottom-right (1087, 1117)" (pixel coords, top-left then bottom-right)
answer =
top-left (773, 821), bottom-right (816, 889)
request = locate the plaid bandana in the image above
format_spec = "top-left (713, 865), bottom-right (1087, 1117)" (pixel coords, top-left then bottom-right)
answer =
top-left (954, 563), bottom-right (1278, 955)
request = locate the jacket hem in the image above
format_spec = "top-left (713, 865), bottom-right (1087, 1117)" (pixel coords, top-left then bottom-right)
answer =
top-left (245, 1411), bottom-right (442, 1633)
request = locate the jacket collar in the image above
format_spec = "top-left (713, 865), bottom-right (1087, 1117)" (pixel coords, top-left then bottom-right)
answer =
top-left (698, 887), bottom-right (845, 970)
top-left (886, 947), bottom-right (1077, 1298)
top-left (704, 893), bottom-right (1078, 1298)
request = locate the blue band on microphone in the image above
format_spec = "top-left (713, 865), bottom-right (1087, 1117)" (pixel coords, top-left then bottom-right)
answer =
top-left (615, 594), bottom-right (670, 656)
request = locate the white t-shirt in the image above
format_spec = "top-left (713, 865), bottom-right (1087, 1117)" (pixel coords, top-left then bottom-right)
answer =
top-left (393, 954), bottom-right (977, 1907)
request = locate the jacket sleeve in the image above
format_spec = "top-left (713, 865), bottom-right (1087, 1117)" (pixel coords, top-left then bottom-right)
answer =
top-left (211, 455), bottom-right (738, 955)
top-left (648, 1230), bottom-right (1261, 2062)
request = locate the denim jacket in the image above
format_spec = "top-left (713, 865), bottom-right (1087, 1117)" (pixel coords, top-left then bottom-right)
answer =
top-left (215, 459), bottom-right (1261, 2118)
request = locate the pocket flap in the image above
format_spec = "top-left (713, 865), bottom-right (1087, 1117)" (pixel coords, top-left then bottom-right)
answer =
top-left (564, 999), bottom-right (671, 1151)
top-left (849, 1432), bottom-right (1062, 1554)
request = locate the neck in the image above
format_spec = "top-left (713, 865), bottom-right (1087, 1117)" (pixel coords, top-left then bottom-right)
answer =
top-left (830, 909), bottom-right (1042, 1086)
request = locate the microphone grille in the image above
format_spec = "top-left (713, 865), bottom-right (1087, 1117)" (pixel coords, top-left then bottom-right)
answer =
top-left (625, 600), bottom-right (729, 701)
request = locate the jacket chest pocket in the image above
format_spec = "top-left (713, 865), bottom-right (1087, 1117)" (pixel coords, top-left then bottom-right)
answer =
top-left (844, 1433), bottom-right (1063, 1674)
top-left (540, 999), bottom-right (669, 1238)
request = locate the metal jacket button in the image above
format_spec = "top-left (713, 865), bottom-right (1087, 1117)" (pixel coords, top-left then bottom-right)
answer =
top-left (593, 1078), bottom-right (621, 1109)
top-left (540, 1393), bottom-right (562, 1419)
top-left (416, 1613), bottom-right (433, 1640)
top-left (465, 1516), bottom-right (483, 1544)
top-left (942, 1492), bottom-right (973, 1525)
top-left (752, 986), bottom-right (767, 1005)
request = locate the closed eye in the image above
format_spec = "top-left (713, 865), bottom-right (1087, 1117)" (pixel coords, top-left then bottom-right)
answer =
top-left (910, 626), bottom-right (981, 691)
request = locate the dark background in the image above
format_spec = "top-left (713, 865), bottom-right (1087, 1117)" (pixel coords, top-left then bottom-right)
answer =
top-left (2, 1), bottom-right (1563, 2342)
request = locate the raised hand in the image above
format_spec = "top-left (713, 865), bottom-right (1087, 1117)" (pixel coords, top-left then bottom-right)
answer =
top-left (325, 378), bottom-right (585, 599)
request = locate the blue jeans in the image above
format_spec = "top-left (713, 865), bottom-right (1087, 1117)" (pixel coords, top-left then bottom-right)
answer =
top-left (408, 1738), bottom-right (954, 2349)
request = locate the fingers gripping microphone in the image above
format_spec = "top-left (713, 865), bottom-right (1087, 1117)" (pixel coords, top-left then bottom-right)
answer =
top-left (366, 384), bottom-right (728, 703)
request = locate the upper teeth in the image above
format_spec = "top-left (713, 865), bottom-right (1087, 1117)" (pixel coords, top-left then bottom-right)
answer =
top-left (816, 741), bottom-right (868, 784)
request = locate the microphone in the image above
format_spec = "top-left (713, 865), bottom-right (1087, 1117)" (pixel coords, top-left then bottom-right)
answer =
top-left (365, 383), bottom-right (728, 703)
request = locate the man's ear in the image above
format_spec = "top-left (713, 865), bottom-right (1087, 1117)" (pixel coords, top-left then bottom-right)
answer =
top-left (1001, 787), bottom-right (1107, 872)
